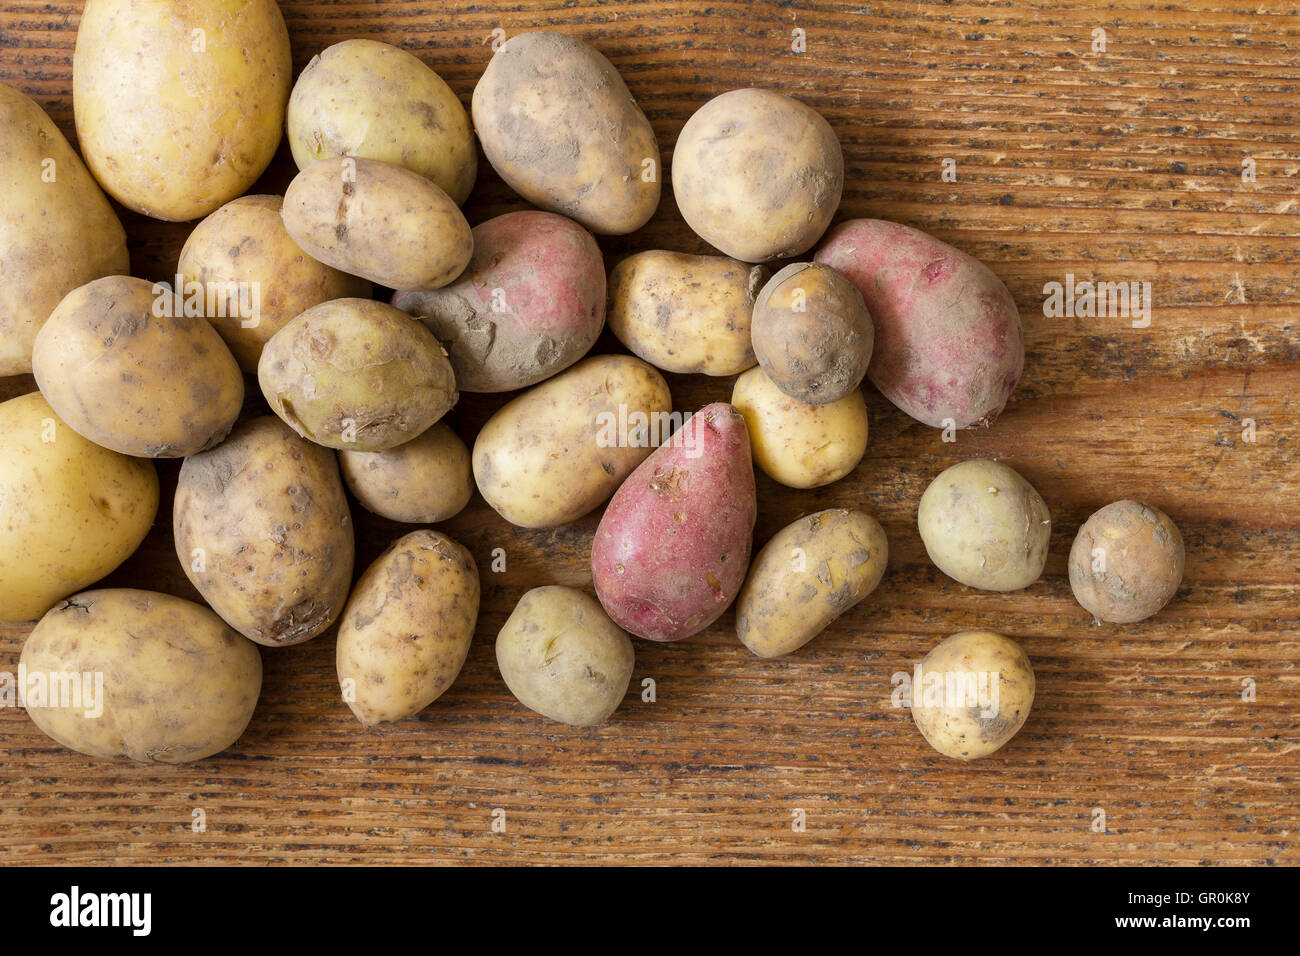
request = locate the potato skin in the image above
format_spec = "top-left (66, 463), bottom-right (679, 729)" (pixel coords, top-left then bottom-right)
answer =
top-left (20, 589), bottom-right (262, 763)
top-left (816, 218), bottom-right (1024, 429)
top-left (0, 393), bottom-right (158, 624)
top-left (608, 252), bottom-right (766, 376)
top-left (32, 275), bottom-right (244, 458)
top-left (910, 630), bottom-right (1035, 761)
top-left (672, 89), bottom-right (843, 262)
top-left (496, 586), bottom-right (635, 727)
top-left (392, 211), bottom-right (605, 392)
top-left (339, 422), bottom-right (472, 524)
top-left (472, 31), bottom-right (660, 235)
top-left (918, 459), bottom-right (1051, 592)
top-left (174, 416), bottom-right (355, 647)
top-left (73, 0), bottom-right (291, 221)
top-left (336, 530), bottom-right (480, 727)
top-left (1069, 500), bottom-right (1185, 624)
top-left (736, 509), bottom-right (887, 658)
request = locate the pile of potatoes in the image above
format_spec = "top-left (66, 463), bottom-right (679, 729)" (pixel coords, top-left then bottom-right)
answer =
top-left (0, 6), bottom-right (1187, 765)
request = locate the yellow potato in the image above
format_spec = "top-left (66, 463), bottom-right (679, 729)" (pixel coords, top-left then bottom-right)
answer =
top-left (338, 422), bottom-right (472, 524)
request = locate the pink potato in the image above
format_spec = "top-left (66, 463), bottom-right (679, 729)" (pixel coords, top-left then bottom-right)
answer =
top-left (591, 403), bottom-right (757, 643)
top-left (815, 219), bottom-right (1024, 429)
top-left (392, 210), bottom-right (605, 392)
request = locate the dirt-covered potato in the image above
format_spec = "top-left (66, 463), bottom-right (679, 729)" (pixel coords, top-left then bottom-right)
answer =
top-left (472, 31), bottom-right (660, 235)
top-left (731, 366), bottom-right (867, 489)
top-left (32, 275), bottom-right (244, 458)
top-left (736, 509), bottom-right (888, 658)
top-left (496, 586), bottom-right (635, 727)
top-left (282, 156), bottom-right (473, 290)
top-left (917, 460), bottom-right (1051, 592)
top-left (672, 89), bottom-right (843, 262)
top-left (339, 422), bottom-right (472, 524)
top-left (258, 298), bottom-right (457, 452)
top-left (608, 251), bottom-right (766, 376)
top-left (288, 38), bottom-right (477, 205)
top-left (0, 392), bottom-right (158, 624)
top-left (73, 0), bottom-right (291, 221)
top-left (174, 416), bottom-right (354, 647)
top-left (909, 630), bottom-right (1035, 761)
top-left (1069, 500), bottom-right (1185, 624)
top-left (336, 530), bottom-right (480, 727)
top-left (20, 589), bottom-right (262, 763)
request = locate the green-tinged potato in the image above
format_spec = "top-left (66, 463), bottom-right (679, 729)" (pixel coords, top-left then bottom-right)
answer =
top-left (910, 630), bottom-right (1035, 761)
top-left (20, 589), bottom-right (262, 763)
top-left (177, 195), bottom-right (371, 372)
top-left (258, 298), bottom-right (457, 452)
top-left (0, 83), bottom-right (128, 375)
top-left (32, 275), bottom-right (244, 458)
top-left (918, 459), bottom-right (1051, 592)
top-left (608, 251), bottom-right (766, 376)
top-left (336, 530), bottom-right (479, 726)
top-left (73, 0), bottom-right (291, 221)
top-left (339, 422), bottom-right (472, 524)
top-left (496, 586), bottom-right (634, 727)
top-left (287, 39), bottom-right (477, 205)
top-left (174, 416), bottom-right (354, 647)
top-left (473, 355), bottom-right (672, 528)
top-left (282, 156), bottom-right (473, 290)
top-left (736, 509), bottom-right (887, 658)
top-left (1069, 500), bottom-right (1185, 624)
top-left (472, 31), bottom-right (660, 235)
top-left (0, 393), bottom-right (158, 624)
top-left (731, 366), bottom-right (867, 489)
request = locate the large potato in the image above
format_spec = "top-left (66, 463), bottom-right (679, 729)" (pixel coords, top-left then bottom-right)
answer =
top-left (339, 422), bottom-right (472, 524)
top-left (1069, 500), bottom-right (1185, 624)
top-left (174, 416), bottom-right (355, 647)
top-left (32, 275), bottom-right (244, 458)
top-left (20, 589), bottom-right (262, 763)
top-left (0, 83), bottom-right (128, 375)
top-left (472, 31), bottom-right (660, 235)
top-left (672, 89), bottom-right (843, 262)
top-left (73, 0), bottom-right (291, 221)
top-left (0, 392), bottom-right (157, 624)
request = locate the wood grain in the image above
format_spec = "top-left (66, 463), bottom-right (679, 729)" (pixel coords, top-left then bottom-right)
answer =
top-left (1, 0), bottom-right (1298, 865)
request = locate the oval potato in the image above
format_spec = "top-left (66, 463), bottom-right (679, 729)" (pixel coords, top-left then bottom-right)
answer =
top-left (1068, 500), bottom-right (1185, 624)
top-left (339, 422), bottom-right (473, 524)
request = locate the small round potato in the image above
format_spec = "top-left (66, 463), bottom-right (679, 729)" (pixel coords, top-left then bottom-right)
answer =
top-left (918, 459), bottom-right (1051, 592)
top-left (496, 586), bottom-right (635, 727)
top-left (339, 422), bottom-right (473, 524)
top-left (1069, 500), bottom-right (1185, 624)
top-left (910, 630), bottom-right (1035, 761)
top-left (258, 298), bottom-right (458, 452)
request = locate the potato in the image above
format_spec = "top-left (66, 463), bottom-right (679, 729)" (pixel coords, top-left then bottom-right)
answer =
top-left (174, 416), bottom-right (354, 647)
top-left (608, 251), bottom-right (766, 376)
top-left (592, 403), bottom-right (756, 642)
top-left (336, 530), bottom-right (479, 726)
top-left (258, 298), bottom-right (457, 452)
top-left (73, 0), bottom-right (291, 221)
top-left (1069, 500), bottom-right (1185, 624)
top-left (473, 355), bottom-right (672, 528)
top-left (32, 275), bottom-right (244, 458)
top-left (472, 31), bottom-right (660, 235)
top-left (909, 630), bottom-right (1035, 761)
top-left (496, 586), bottom-right (635, 727)
top-left (19, 589), bottom-right (262, 763)
top-left (0, 83), bottom-right (128, 375)
top-left (287, 39), bottom-right (477, 205)
top-left (736, 509), bottom-right (888, 658)
top-left (815, 219), bottom-right (1024, 429)
top-left (339, 422), bottom-right (472, 524)
top-left (282, 156), bottom-right (473, 290)
top-left (672, 89), bottom-right (843, 262)
top-left (751, 262), bottom-right (874, 405)
top-left (731, 366), bottom-right (867, 489)
top-left (177, 195), bottom-right (371, 372)
top-left (917, 459), bottom-right (1051, 592)
top-left (392, 211), bottom-right (605, 392)
top-left (0, 393), bottom-right (158, 624)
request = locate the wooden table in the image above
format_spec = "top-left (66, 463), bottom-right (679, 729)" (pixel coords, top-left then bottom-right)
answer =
top-left (1, 0), bottom-right (1297, 866)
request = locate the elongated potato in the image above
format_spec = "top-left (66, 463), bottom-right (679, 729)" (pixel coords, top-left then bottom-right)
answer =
top-left (338, 422), bottom-right (473, 524)
top-left (1068, 500), bottom-right (1185, 623)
